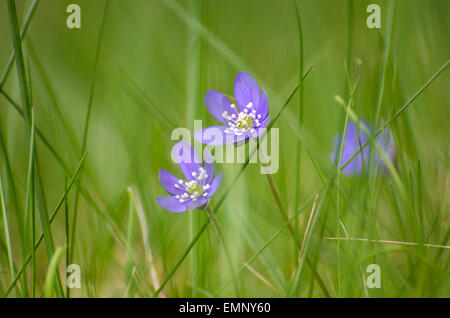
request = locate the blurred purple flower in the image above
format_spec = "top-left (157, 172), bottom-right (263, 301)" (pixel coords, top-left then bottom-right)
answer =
top-left (331, 121), bottom-right (395, 175)
top-left (156, 141), bottom-right (222, 213)
top-left (373, 128), bottom-right (395, 172)
top-left (194, 72), bottom-right (270, 146)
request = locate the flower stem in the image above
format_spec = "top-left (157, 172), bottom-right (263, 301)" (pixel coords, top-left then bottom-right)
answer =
top-left (264, 174), bottom-right (331, 298)
top-left (206, 206), bottom-right (240, 297)
top-left (293, 0), bottom-right (304, 269)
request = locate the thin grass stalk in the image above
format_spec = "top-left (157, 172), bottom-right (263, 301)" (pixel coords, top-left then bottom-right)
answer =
top-left (120, 72), bottom-right (177, 129)
top-left (298, 194), bottom-right (319, 261)
top-left (5, 153), bottom-right (155, 298)
top-left (293, 0), bottom-right (304, 267)
top-left (44, 246), bottom-right (66, 298)
top-left (335, 76), bottom-right (358, 297)
top-left (325, 237), bottom-right (450, 249)
top-left (70, 0), bottom-right (110, 264)
top-left (24, 108), bottom-right (36, 297)
top-left (331, 0), bottom-right (353, 168)
top-left (125, 188), bottom-right (136, 297)
top-left (367, 0), bottom-right (397, 242)
top-left (288, 181), bottom-right (334, 297)
top-left (0, 122), bottom-right (25, 297)
top-left (206, 206), bottom-right (240, 297)
top-left (0, 160), bottom-right (16, 295)
top-left (26, 41), bottom-right (109, 212)
top-left (0, 91), bottom-right (153, 297)
top-left (0, 4), bottom-right (39, 289)
top-left (128, 187), bottom-right (163, 295)
top-left (215, 184), bottom-right (327, 295)
top-left (7, 0), bottom-right (31, 116)
top-left (244, 264), bottom-right (282, 296)
top-left (26, 41), bottom-right (81, 157)
top-left (64, 177), bottom-right (70, 297)
top-left (346, 0), bottom-right (353, 86)
top-left (0, 0), bottom-right (39, 89)
top-left (264, 173), bottom-right (330, 298)
top-left (187, 0), bottom-right (204, 297)
top-left (3, 152), bottom-right (87, 297)
top-left (373, 0), bottom-right (396, 129)
top-left (7, 0), bottom-right (64, 297)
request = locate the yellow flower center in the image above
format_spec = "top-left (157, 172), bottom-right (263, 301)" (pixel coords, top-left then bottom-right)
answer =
top-left (235, 112), bottom-right (253, 129)
top-left (185, 181), bottom-right (203, 196)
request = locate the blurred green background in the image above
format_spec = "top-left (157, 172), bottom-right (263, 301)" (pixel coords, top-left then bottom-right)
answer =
top-left (0, 0), bottom-right (448, 297)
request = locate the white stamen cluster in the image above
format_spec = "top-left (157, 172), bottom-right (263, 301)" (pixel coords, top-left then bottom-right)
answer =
top-left (174, 167), bottom-right (210, 203)
top-left (222, 103), bottom-right (262, 136)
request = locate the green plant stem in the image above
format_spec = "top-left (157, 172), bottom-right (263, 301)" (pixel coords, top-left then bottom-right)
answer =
top-left (64, 177), bottom-right (70, 298)
top-left (0, 0), bottom-right (39, 89)
top-left (24, 108), bottom-right (36, 297)
top-left (44, 246), bottom-right (66, 298)
top-left (264, 174), bottom-right (331, 298)
top-left (373, 0), bottom-right (396, 129)
top-left (3, 152), bottom-right (87, 297)
top-left (206, 206), bottom-right (240, 297)
top-left (293, 0), bottom-right (304, 267)
top-left (187, 0), bottom-right (204, 297)
top-left (125, 188), bottom-right (136, 297)
top-left (0, 165), bottom-right (16, 295)
top-left (70, 0), bottom-right (109, 265)
top-left (214, 186), bottom-right (326, 295)
top-left (7, 0), bottom-right (64, 297)
top-left (367, 0), bottom-right (397, 233)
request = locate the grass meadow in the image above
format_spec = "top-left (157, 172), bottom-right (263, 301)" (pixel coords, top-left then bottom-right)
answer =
top-left (0, 0), bottom-right (449, 298)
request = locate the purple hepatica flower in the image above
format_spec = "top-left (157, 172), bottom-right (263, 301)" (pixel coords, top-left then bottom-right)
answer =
top-left (331, 121), bottom-right (370, 175)
top-left (194, 72), bottom-right (270, 146)
top-left (156, 141), bottom-right (222, 213)
top-left (331, 121), bottom-right (395, 175)
top-left (373, 128), bottom-right (395, 172)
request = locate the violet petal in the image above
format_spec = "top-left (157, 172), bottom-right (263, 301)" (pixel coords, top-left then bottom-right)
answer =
top-left (159, 169), bottom-right (184, 195)
top-left (206, 172), bottom-right (222, 198)
top-left (234, 72), bottom-right (260, 111)
top-left (205, 90), bottom-right (239, 125)
top-left (194, 126), bottom-right (250, 146)
top-left (156, 196), bottom-right (188, 213)
top-left (184, 197), bottom-right (208, 210)
top-left (172, 141), bottom-right (202, 181)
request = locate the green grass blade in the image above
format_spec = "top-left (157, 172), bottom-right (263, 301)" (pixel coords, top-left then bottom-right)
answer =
top-left (0, 157), bottom-right (17, 295)
top-left (3, 152), bottom-right (87, 297)
top-left (264, 173), bottom-right (330, 297)
top-left (70, 0), bottom-right (110, 264)
top-left (0, 0), bottom-right (39, 89)
top-left (373, 0), bottom-right (396, 128)
top-left (125, 188), bottom-right (137, 297)
top-left (334, 75), bottom-right (358, 296)
top-left (206, 206), bottom-right (240, 297)
top-left (120, 71), bottom-right (177, 129)
top-left (44, 246), bottom-right (66, 298)
top-left (7, 0), bottom-right (64, 297)
top-left (7, 0), bottom-right (31, 117)
top-left (216, 185), bottom-right (327, 295)
top-left (187, 0), bottom-right (205, 296)
top-left (24, 107), bottom-right (36, 297)
top-left (64, 177), bottom-right (70, 297)
top-left (293, 0), bottom-right (305, 268)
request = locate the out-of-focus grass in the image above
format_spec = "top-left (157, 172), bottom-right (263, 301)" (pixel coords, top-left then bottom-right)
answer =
top-left (0, 0), bottom-right (448, 297)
